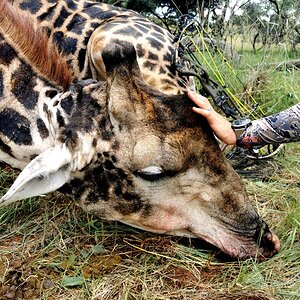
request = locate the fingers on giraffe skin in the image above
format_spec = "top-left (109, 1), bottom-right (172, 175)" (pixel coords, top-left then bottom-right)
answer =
top-left (187, 90), bottom-right (208, 109)
top-left (192, 106), bottom-right (211, 117)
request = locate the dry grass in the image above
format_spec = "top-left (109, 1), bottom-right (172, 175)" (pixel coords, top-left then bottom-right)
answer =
top-left (0, 143), bottom-right (299, 300)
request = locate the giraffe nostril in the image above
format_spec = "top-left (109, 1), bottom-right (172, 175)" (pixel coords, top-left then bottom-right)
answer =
top-left (261, 231), bottom-right (274, 248)
top-left (262, 230), bottom-right (281, 252)
top-left (256, 221), bottom-right (280, 257)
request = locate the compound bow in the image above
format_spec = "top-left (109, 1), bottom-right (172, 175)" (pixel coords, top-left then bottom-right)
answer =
top-left (172, 15), bottom-right (284, 163)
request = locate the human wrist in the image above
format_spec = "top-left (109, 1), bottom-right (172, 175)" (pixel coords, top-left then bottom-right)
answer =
top-left (207, 112), bottom-right (236, 145)
top-left (206, 110), bottom-right (219, 124)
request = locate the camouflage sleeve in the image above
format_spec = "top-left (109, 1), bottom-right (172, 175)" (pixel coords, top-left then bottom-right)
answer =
top-left (237, 103), bottom-right (300, 148)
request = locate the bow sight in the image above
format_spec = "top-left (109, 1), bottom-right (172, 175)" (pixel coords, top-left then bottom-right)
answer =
top-left (172, 15), bottom-right (284, 163)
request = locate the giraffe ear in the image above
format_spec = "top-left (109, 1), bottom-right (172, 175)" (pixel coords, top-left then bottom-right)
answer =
top-left (0, 145), bottom-right (72, 207)
top-left (102, 41), bottom-right (141, 78)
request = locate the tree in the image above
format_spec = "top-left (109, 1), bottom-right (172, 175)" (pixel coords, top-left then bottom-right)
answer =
top-left (103, 0), bottom-right (300, 51)
top-left (266, 0), bottom-right (300, 50)
top-left (229, 0), bottom-right (300, 51)
top-left (102, 0), bottom-right (220, 31)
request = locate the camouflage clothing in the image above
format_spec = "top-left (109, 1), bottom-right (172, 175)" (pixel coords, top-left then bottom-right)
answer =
top-left (237, 103), bottom-right (300, 148)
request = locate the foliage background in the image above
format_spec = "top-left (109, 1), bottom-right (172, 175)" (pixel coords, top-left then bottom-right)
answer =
top-left (104, 0), bottom-right (300, 52)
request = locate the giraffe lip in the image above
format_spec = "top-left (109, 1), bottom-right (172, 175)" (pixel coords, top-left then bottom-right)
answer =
top-left (189, 225), bottom-right (280, 260)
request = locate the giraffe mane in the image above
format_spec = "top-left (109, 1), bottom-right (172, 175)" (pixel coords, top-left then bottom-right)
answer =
top-left (0, 0), bottom-right (73, 90)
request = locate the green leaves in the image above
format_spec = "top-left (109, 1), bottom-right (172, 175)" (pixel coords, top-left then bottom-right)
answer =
top-left (61, 276), bottom-right (85, 287)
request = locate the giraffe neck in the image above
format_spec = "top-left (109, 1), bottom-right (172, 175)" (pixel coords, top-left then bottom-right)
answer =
top-left (0, 0), bottom-right (115, 169)
top-left (11, 0), bottom-right (188, 94)
top-left (0, 57), bottom-right (107, 170)
top-left (13, 0), bottom-right (136, 80)
top-left (0, 66), bottom-right (59, 169)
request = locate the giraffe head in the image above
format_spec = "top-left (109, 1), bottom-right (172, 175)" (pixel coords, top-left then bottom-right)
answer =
top-left (0, 41), bottom-right (280, 260)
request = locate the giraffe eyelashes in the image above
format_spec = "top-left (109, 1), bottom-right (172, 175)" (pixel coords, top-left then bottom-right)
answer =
top-left (134, 166), bottom-right (165, 181)
top-left (134, 166), bottom-right (178, 182)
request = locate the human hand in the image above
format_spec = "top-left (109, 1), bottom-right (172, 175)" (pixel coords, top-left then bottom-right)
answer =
top-left (186, 88), bottom-right (214, 118)
top-left (187, 88), bottom-right (237, 145)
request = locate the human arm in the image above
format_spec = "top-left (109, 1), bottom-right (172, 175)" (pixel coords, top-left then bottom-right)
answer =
top-left (187, 88), bottom-right (300, 147)
top-left (237, 103), bottom-right (300, 147)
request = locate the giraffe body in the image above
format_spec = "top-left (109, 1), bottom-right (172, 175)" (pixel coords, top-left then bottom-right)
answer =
top-left (0, 0), bottom-right (280, 260)
top-left (14, 0), bottom-right (187, 94)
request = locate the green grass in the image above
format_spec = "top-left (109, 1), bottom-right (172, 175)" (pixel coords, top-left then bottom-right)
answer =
top-left (1, 46), bottom-right (300, 299)
top-left (193, 42), bottom-right (300, 117)
top-left (0, 144), bottom-right (300, 299)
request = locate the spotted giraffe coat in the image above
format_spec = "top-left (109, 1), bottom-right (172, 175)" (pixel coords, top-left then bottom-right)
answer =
top-left (14, 0), bottom-right (187, 95)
